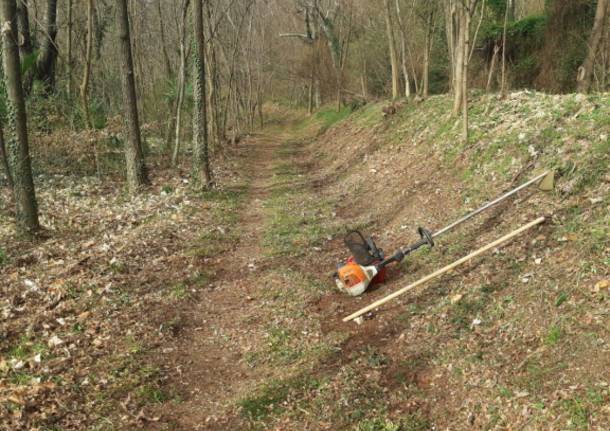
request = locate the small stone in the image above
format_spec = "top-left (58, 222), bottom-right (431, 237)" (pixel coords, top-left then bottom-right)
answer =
top-left (48, 335), bottom-right (64, 347)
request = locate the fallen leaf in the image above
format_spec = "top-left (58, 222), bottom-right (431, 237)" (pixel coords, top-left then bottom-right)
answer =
top-left (450, 294), bottom-right (463, 304)
top-left (593, 279), bottom-right (609, 293)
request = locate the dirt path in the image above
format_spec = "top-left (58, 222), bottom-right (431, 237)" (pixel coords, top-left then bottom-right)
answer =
top-left (155, 132), bottom-right (293, 429)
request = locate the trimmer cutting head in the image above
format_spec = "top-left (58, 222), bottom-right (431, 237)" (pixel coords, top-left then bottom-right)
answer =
top-left (344, 231), bottom-right (384, 265)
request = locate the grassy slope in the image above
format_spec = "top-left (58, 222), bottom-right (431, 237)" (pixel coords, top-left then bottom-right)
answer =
top-left (236, 94), bottom-right (609, 430)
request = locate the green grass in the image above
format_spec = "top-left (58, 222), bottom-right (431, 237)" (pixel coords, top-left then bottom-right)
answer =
top-left (448, 297), bottom-right (485, 331)
top-left (314, 105), bottom-right (352, 132)
top-left (7, 336), bottom-right (48, 361)
top-left (545, 324), bottom-right (562, 346)
top-left (170, 282), bottom-right (188, 300)
top-left (238, 375), bottom-right (322, 421)
top-left (355, 414), bottom-right (430, 431)
top-left (186, 185), bottom-right (248, 259)
top-left (261, 141), bottom-right (337, 257)
top-left (555, 291), bottom-right (569, 307)
top-left (138, 384), bottom-right (170, 404)
top-left (561, 398), bottom-right (590, 430)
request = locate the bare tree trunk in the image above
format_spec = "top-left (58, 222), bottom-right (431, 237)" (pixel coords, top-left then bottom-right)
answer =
top-left (16, 0), bottom-right (33, 91)
top-left (192, 0), bottom-right (211, 187)
top-left (507, 0), bottom-right (515, 21)
top-left (80, 0), bottom-right (93, 129)
top-left (577, 0), bottom-right (609, 93)
top-left (130, 1), bottom-right (147, 126)
top-left (462, 7), bottom-right (470, 144)
top-left (245, 13), bottom-right (255, 128)
top-left (308, 66), bottom-right (314, 115)
top-left (360, 56), bottom-right (368, 99)
top-left (157, 0), bottom-right (175, 153)
top-left (0, 0), bottom-right (39, 234)
top-left (66, 0), bottom-right (72, 98)
top-left (205, 1), bottom-right (223, 147)
top-left (384, 0), bottom-right (400, 99)
top-left (116, 0), bottom-right (148, 192)
top-left (444, 0), bottom-right (456, 93)
top-left (336, 12), bottom-right (353, 112)
top-left (452, 5), bottom-right (464, 115)
top-left (394, 0), bottom-right (410, 98)
top-left (486, 43), bottom-right (500, 92)
top-left (16, 0), bottom-right (32, 57)
top-left (422, 10), bottom-right (434, 98)
top-left (0, 126), bottom-right (12, 187)
top-left (500, 0), bottom-right (509, 97)
top-left (34, 0), bottom-right (58, 94)
top-left (172, 0), bottom-right (190, 167)
top-left (157, 0), bottom-right (173, 78)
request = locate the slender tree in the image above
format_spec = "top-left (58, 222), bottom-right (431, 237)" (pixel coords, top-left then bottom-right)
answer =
top-left (422, 7), bottom-right (436, 98)
top-left (34, 0), bottom-right (58, 93)
top-left (192, 0), bottom-right (212, 187)
top-left (394, 0), bottom-right (411, 98)
top-left (577, 0), bottom-right (609, 93)
top-left (80, 0), bottom-right (94, 128)
top-left (172, 0), bottom-right (191, 167)
top-left (0, 0), bottom-right (39, 234)
top-left (500, 0), bottom-right (510, 97)
top-left (116, 0), bottom-right (148, 192)
top-left (384, 0), bottom-right (400, 99)
top-left (66, 0), bottom-right (73, 98)
top-left (16, 0), bottom-right (32, 59)
top-left (157, 0), bottom-right (175, 152)
top-left (0, 127), bottom-right (12, 187)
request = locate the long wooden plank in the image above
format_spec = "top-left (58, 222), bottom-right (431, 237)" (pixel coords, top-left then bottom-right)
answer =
top-left (343, 216), bottom-right (546, 322)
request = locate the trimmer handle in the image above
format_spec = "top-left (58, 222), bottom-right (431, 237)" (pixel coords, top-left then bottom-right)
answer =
top-left (377, 227), bottom-right (434, 268)
top-left (408, 227), bottom-right (434, 251)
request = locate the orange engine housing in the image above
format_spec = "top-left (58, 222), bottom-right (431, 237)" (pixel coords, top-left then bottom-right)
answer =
top-left (337, 262), bottom-right (367, 289)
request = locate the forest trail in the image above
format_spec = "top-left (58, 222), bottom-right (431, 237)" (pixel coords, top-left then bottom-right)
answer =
top-left (156, 129), bottom-right (314, 429)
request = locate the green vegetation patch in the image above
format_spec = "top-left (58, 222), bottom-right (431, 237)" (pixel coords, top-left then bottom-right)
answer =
top-left (238, 375), bottom-right (323, 421)
top-left (355, 414), bottom-right (430, 431)
top-left (313, 105), bottom-right (353, 132)
top-left (262, 142), bottom-right (339, 258)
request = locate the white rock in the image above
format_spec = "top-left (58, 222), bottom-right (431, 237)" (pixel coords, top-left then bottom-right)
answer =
top-left (11, 359), bottom-right (25, 370)
top-left (48, 335), bottom-right (64, 347)
top-left (24, 279), bottom-right (39, 291)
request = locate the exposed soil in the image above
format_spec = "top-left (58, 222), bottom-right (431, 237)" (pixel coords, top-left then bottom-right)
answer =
top-left (152, 134), bottom-right (286, 429)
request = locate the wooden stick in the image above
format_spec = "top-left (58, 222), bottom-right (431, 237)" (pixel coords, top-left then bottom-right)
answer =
top-left (343, 216), bottom-right (546, 322)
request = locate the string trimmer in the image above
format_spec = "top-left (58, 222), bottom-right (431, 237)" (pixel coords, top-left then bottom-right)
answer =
top-left (334, 171), bottom-right (554, 296)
